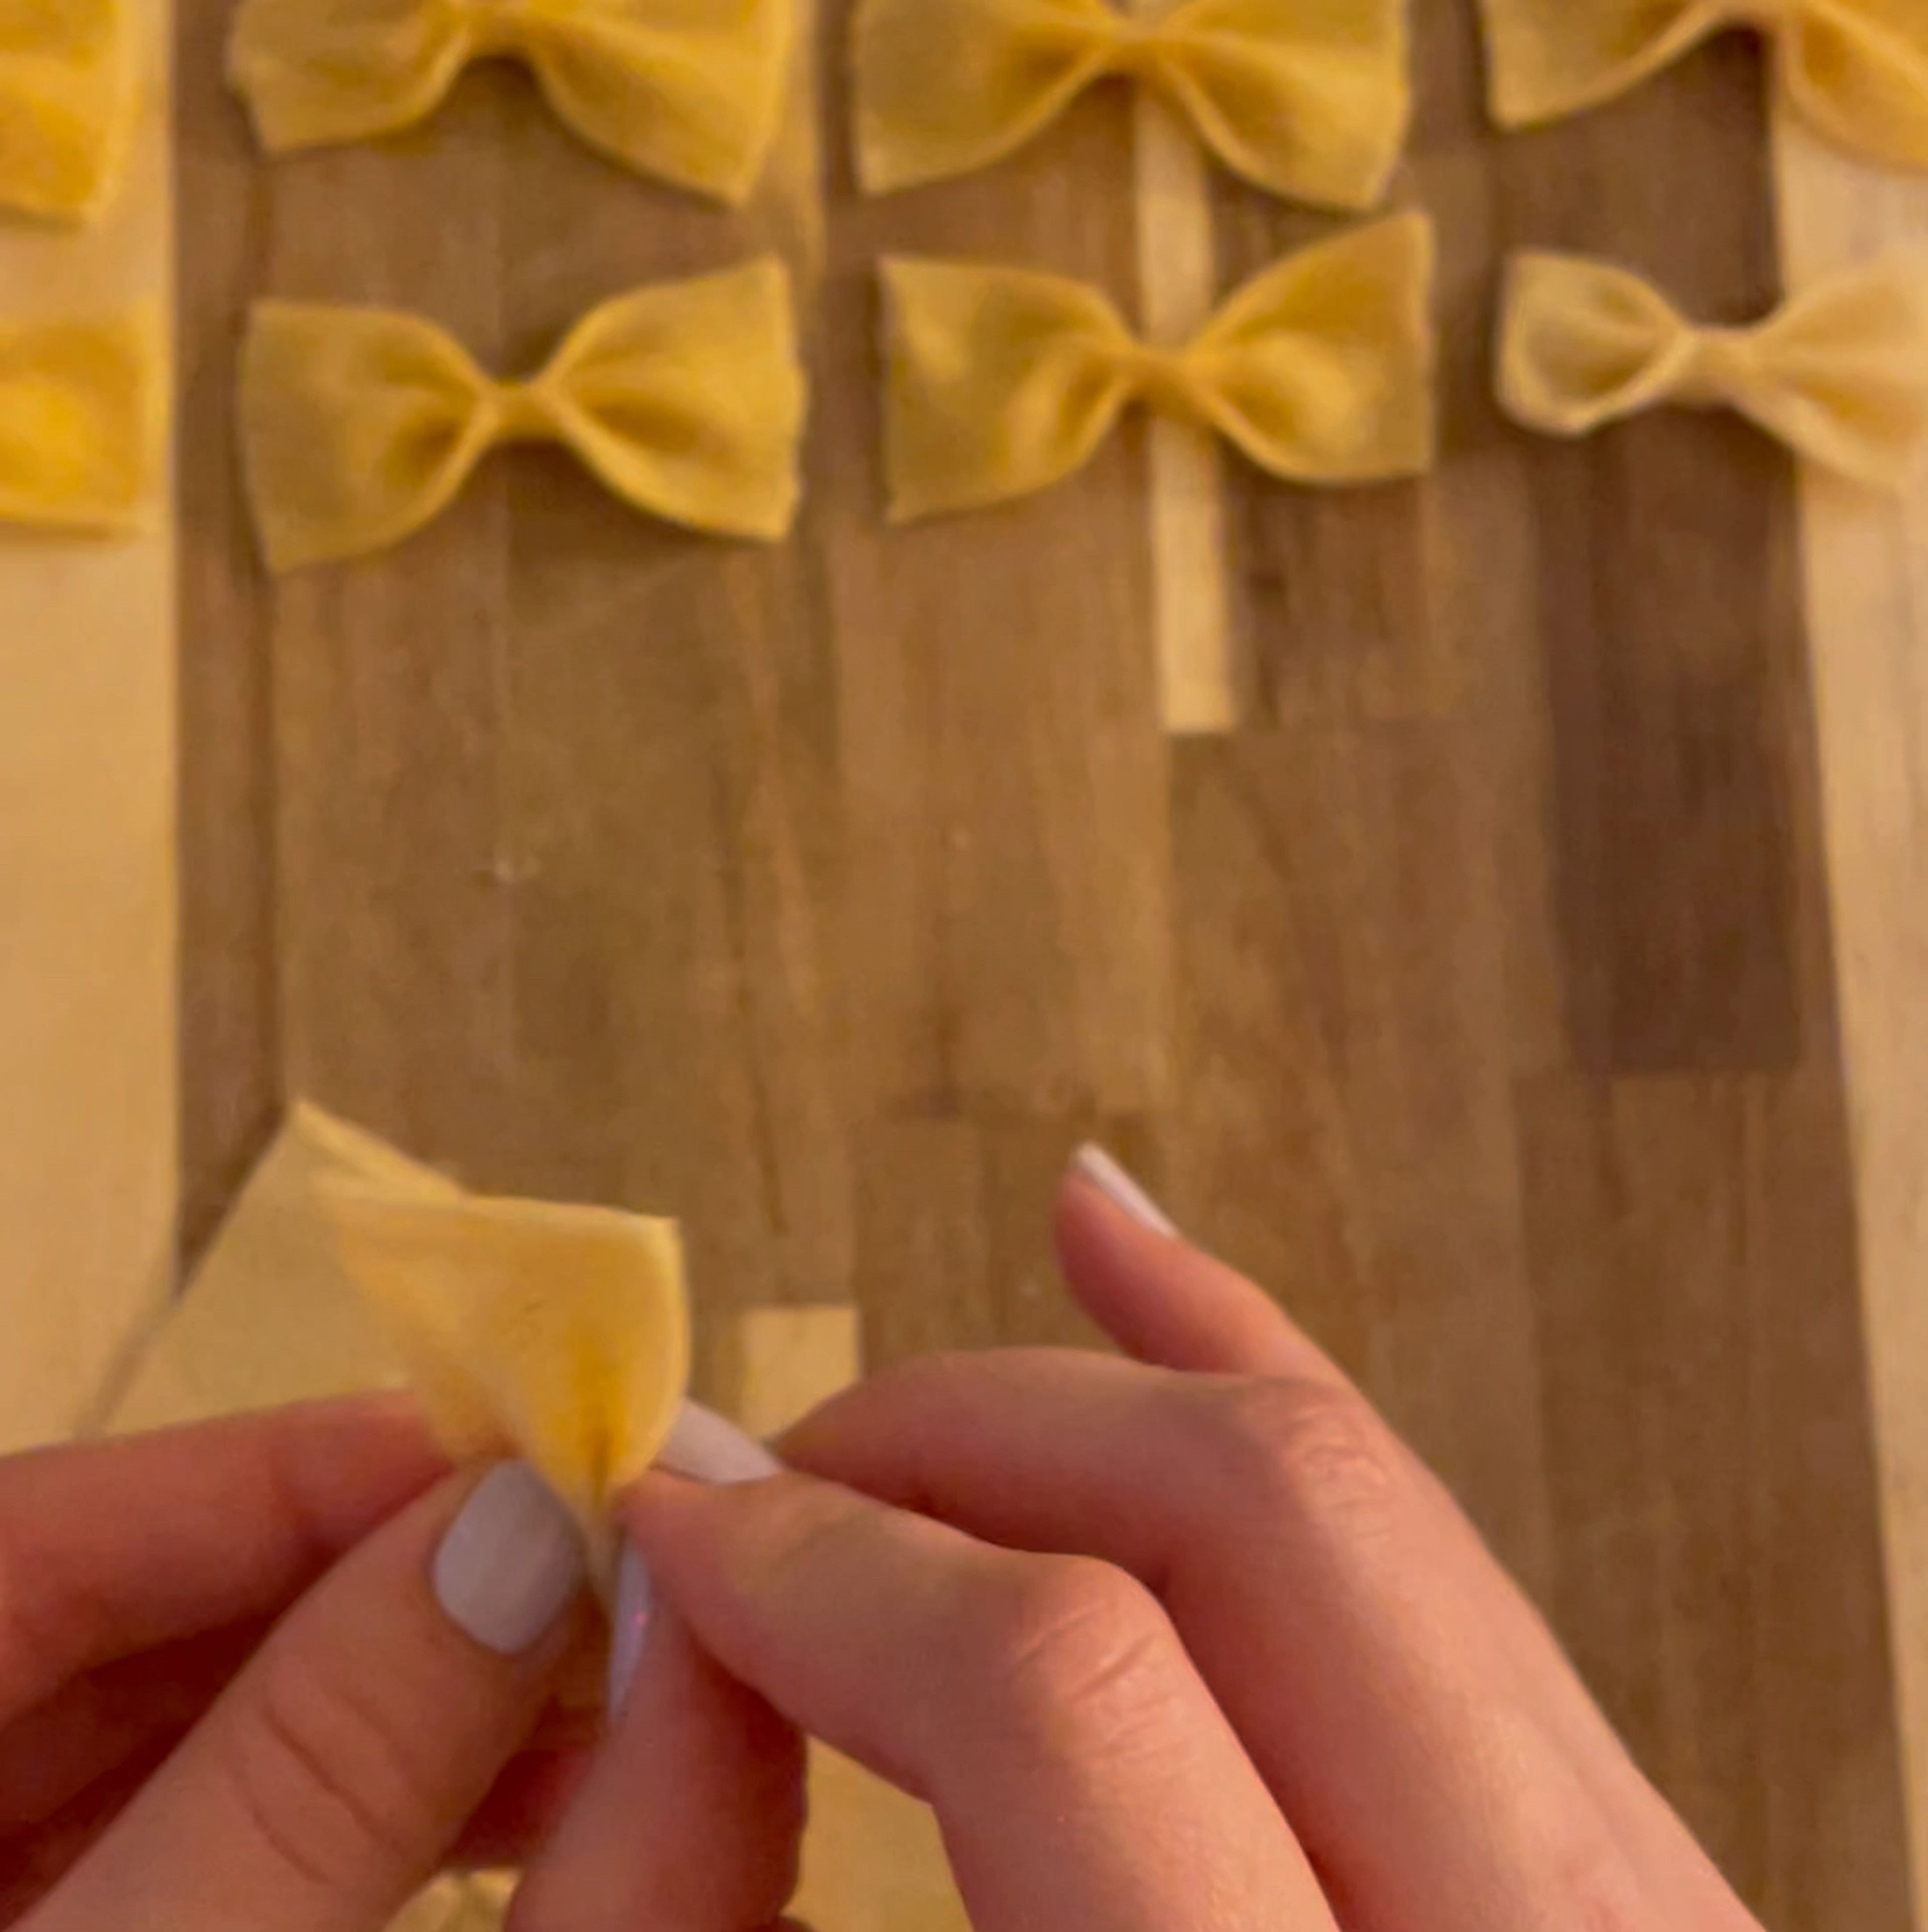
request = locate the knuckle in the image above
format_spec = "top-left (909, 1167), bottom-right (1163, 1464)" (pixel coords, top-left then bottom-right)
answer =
top-left (218, 1645), bottom-right (439, 1898)
top-left (1204, 1377), bottom-right (1406, 1541)
top-left (966, 1553), bottom-right (1176, 1720)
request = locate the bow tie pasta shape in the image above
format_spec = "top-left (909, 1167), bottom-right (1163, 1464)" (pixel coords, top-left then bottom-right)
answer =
top-left (228, 0), bottom-right (792, 204)
top-left (239, 259), bottom-right (805, 570)
top-left (855, 0), bottom-right (1410, 210)
top-left (0, 308), bottom-right (163, 532)
top-left (0, 0), bottom-right (138, 220)
top-left (1498, 249), bottom-right (1928, 488)
top-left (313, 1166), bottom-right (690, 1576)
top-left (1479, 0), bottom-right (1928, 173)
top-left (884, 211), bottom-right (1436, 521)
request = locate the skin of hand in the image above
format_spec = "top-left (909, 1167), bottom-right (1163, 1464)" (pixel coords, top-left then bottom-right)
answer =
top-left (515, 1153), bottom-right (1773, 1932)
top-left (0, 1152), bottom-right (1777, 1932)
top-left (0, 1399), bottom-right (614, 1930)
top-left (0, 1389), bottom-right (806, 1932)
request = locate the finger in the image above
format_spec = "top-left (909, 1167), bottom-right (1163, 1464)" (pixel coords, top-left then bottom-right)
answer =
top-left (0, 1619), bottom-right (270, 1830)
top-left (624, 1470), bottom-right (1338, 1932)
top-left (0, 1734), bottom-right (176, 1919)
top-left (512, 1404), bottom-right (807, 1932)
top-left (448, 1746), bottom-right (594, 1869)
top-left (1058, 1149), bottom-right (1339, 1380)
top-left (3, 1579), bottom-right (595, 1853)
top-left (782, 1347), bottom-right (1732, 1932)
top-left (511, 1611), bottom-right (803, 1932)
top-left (4, 1640), bottom-right (597, 1848)
top-left (0, 1395), bottom-right (445, 1720)
top-left (34, 1460), bottom-right (591, 1932)
top-left (2, 1743), bottom-right (591, 1914)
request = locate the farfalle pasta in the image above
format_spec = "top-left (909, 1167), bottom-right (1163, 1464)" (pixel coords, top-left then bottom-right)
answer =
top-left (0, 308), bottom-right (163, 532)
top-left (239, 258), bottom-right (806, 571)
top-left (884, 212), bottom-right (1435, 521)
top-left (303, 1108), bottom-right (690, 1582)
top-left (227, 0), bottom-right (792, 205)
top-left (1497, 248), bottom-right (1928, 488)
top-left (854, 0), bottom-right (1410, 210)
top-left (0, 0), bottom-right (138, 220)
top-left (1479, 0), bottom-right (1928, 173)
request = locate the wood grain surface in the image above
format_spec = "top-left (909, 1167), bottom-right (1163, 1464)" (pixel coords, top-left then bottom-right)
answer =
top-left (172, 3), bottom-right (1913, 1924)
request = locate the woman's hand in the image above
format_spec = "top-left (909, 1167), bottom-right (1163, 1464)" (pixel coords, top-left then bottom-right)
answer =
top-left (520, 1151), bottom-right (1768, 1932)
top-left (0, 1398), bottom-right (605, 1930)
top-left (1, 1148), bottom-right (1782, 1931)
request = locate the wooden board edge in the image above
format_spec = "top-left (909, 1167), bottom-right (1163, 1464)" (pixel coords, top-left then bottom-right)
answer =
top-left (1774, 116), bottom-right (1928, 1929)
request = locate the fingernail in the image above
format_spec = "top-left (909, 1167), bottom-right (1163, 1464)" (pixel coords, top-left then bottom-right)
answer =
top-left (657, 1400), bottom-right (785, 1486)
top-left (434, 1461), bottom-right (586, 1656)
top-left (607, 1538), bottom-right (654, 1715)
top-left (1072, 1143), bottom-right (1178, 1237)
top-left (605, 1407), bottom-right (778, 1713)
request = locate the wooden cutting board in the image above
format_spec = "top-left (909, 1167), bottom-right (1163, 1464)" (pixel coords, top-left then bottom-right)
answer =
top-left (0, 0), bottom-right (175, 1450)
top-left (167, 4), bottom-right (1917, 1926)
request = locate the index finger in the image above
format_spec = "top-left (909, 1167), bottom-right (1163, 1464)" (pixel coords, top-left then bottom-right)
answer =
top-left (623, 1469), bottom-right (1337, 1932)
top-left (0, 1395), bottom-right (445, 1717)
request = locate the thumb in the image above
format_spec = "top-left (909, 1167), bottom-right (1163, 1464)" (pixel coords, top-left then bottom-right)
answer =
top-left (34, 1460), bottom-right (590, 1932)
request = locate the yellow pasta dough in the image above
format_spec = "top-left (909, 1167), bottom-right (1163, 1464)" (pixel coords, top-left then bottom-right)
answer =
top-left (227, 0), bottom-right (792, 206)
top-left (854, 0), bottom-right (1410, 210)
top-left (1479, 0), bottom-right (1928, 173)
top-left (238, 258), bottom-right (806, 571)
top-left (107, 1110), bottom-right (946, 1932)
top-left (0, 0), bottom-right (137, 220)
top-left (1497, 249), bottom-right (1928, 489)
top-left (884, 211), bottom-right (1435, 521)
top-left (0, 307), bottom-right (162, 532)
top-left (304, 1110), bottom-right (690, 1580)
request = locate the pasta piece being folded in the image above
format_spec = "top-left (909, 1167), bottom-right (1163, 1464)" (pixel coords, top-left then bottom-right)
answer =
top-left (883, 212), bottom-right (1435, 520)
top-left (1497, 248), bottom-right (1928, 489)
top-left (304, 1108), bottom-right (690, 1582)
top-left (239, 259), bottom-right (806, 570)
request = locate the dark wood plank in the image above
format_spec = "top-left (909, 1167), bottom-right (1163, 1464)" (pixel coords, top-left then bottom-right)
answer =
top-left (1497, 43), bottom-right (1801, 1075)
top-left (1516, 1072), bottom-right (1908, 1926)
top-left (175, 0), bottom-right (280, 1264)
top-left (1167, 722), bottom-right (1553, 1588)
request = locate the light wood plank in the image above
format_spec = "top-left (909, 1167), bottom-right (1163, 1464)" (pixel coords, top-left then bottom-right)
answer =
top-left (1131, 74), bottom-right (1235, 735)
top-left (1775, 118), bottom-right (1928, 1923)
top-left (733, 1307), bottom-right (970, 1932)
top-left (0, 0), bottom-right (176, 1448)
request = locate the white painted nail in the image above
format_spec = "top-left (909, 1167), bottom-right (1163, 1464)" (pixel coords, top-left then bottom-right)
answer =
top-left (1072, 1143), bottom-right (1179, 1237)
top-left (607, 1539), bottom-right (654, 1715)
top-left (658, 1400), bottom-right (785, 1486)
top-left (604, 1406), bottom-right (779, 1711)
top-left (433, 1461), bottom-right (586, 1656)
